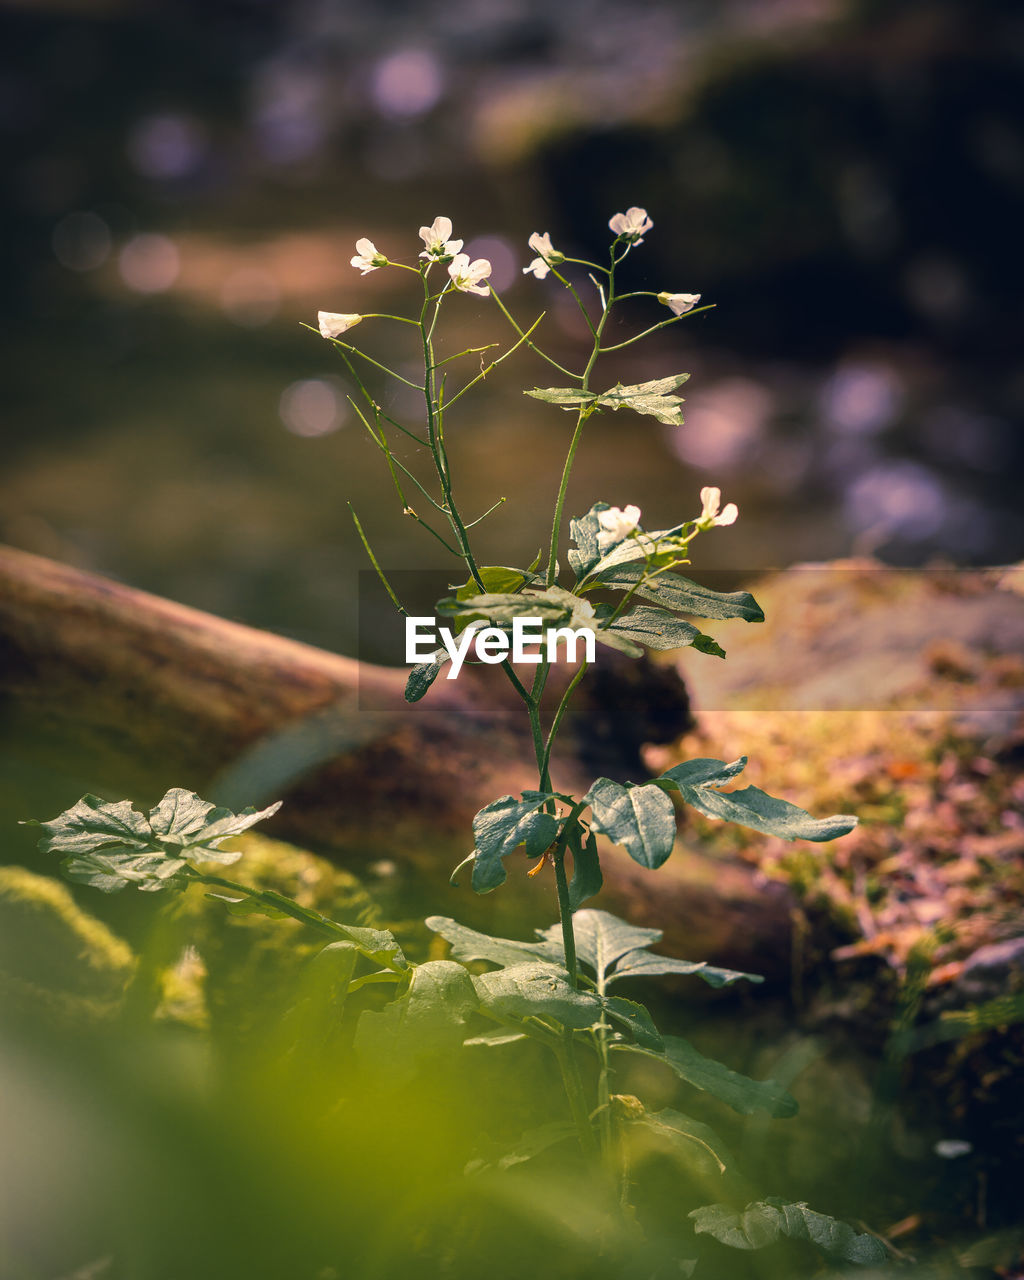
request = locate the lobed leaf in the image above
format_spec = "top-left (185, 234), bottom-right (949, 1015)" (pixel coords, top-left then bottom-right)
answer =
top-left (593, 373), bottom-right (690, 427)
top-left (589, 564), bottom-right (764, 622)
top-left (610, 606), bottom-right (725, 657)
top-left (583, 778), bottom-right (677, 870)
top-left (426, 915), bottom-right (561, 969)
top-left (614, 1037), bottom-right (796, 1117)
top-left (471, 793), bottom-right (561, 893)
top-left (524, 386), bottom-right (597, 409)
top-left (689, 1200), bottom-right (887, 1265)
top-left (658, 758), bottom-right (857, 843)
top-left (567, 829), bottom-right (603, 911)
top-left (354, 960), bottom-right (478, 1085)
top-left (608, 949), bottom-right (763, 990)
top-left (25, 789), bottom-right (282, 894)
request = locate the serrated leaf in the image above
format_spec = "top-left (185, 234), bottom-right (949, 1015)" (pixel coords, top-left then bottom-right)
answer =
top-left (610, 605), bottom-right (724, 656)
top-left (354, 960), bottom-right (478, 1085)
top-left (26, 789), bottom-right (282, 894)
top-left (594, 373), bottom-right (690, 426)
top-left (589, 565), bottom-right (765, 622)
top-left (608, 949), bottom-right (763, 989)
top-left (567, 829), bottom-right (603, 910)
top-left (471, 793), bottom-right (561, 893)
top-left (436, 589), bottom-right (569, 630)
top-left (583, 778), bottom-right (677, 870)
top-left (524, 386), bottom-right (597, 409)
top-left (630, 1108), bottom-right (734, 1177)
top-left (425, 915), bottom-right (561, 968)
top-left (689, 1201), bottom-right (887, 1265)
top-left (614, 1037), bottom-right (796, 1117)
top-left (658, 758), bottom-right (857, 843)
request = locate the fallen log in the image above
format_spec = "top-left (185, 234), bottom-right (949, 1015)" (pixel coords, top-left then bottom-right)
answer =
top-left (0, 543), bottom-right (794, 974)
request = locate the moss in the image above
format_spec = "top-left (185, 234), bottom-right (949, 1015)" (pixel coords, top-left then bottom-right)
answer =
top-left (0, 864), bottom-right (136, 1012)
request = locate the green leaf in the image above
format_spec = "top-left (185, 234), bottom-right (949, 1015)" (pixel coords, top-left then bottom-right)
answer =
top-left (354, 960), bottom-right (478, 1085)
top-left (602, 995), bottom-right (663, 1051)
top-left (537, 909), bottom-right (662, 987)
top-left (524, 385), bottom-right (597, 410)
top-left (425, 915), bottom-right (561, 969)
top-left (588, 564), bottom-right (765, 622)
top-left (608, 949), bottom-right (763, 990)
top-left (205, 892), bottom-right (291, 920)
top-left (471, 793), bottom-right (561, 893)
top-left (592, 373), bottom-right (690, 426)
top-left (610, 606), bottom-right (725, 656)
top-left (473, 962), bottom-right (608, 1033)
top-left (452, 565), bottom-right (535, 600)
top-left (405, 652), bottom-right (449, 702)
top-left (614, 1037), bottom-right (797, 1117)
top-left (470, 1121), bottom-right (578, 1171)
top-left (630, 1108), bottom-right (734, 1177)
top-left (567, 829), bottom-right (603, 910)
top-left (658, 758), bottom-right (858, 843)
top-left (25, 789), bottom-right (282, 894)
top-left (583, 778), bottom-right (677, 870)
top-left (689, 1200), bottom-right (887, 1265)
top-left (567, 503), bottom-right (611, 579)
top-left (435, 588), bottom-right (569, 630)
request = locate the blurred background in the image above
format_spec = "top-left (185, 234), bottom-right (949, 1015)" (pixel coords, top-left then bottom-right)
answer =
top-left (3, 0), bottom-right (1023, 662)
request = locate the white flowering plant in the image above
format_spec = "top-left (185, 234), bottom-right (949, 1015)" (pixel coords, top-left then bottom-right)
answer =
top-left (27, 207), bottom-right (883, 1277)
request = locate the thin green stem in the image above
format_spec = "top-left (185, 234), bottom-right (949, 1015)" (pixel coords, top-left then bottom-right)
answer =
top-left (489, 287), bottom-right (578, 379)
top-left (540, 661), bottom-right (589, 784)
top-left (554, 1032), bottom-right (598, 1157)
top-left (598, 303), bottom-right (716, 353)
top-left (349, 504), bottom-right (406, 615)
top-left (444, 314), bottom-right (546, 408)
top-left (552, 843), bottom-right (578, 986)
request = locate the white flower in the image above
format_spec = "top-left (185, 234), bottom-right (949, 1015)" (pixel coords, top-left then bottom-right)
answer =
top-left (608, 207), bottom-right (653, 242)
top-left (419, 216), bottom-right (463, 260)
top-left (318, 311), bottom-right (363, 338)
top-left (351, 237), bottom-right (388, 275)
top-left (523, 231), bottom-right (565, 279)
top-left (448, 253), bottom-right (492, 296)
top-left (597, 504), bottom-right (642, 552)
top-left (658, 291), bottom-right (701, 315)
top-left (698, 486), bottom-right (738, 528)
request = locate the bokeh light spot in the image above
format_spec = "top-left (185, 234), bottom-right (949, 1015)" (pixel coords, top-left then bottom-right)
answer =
top-left (463, 235), bottom-right (516, 293)
top-left (820, 361), bottom-right (901, 435)
top-left (371, 49), bottom-right (443, 119)
top-left (127, 113), bottom-right (207, 180)
top-left (279, 378), bottom-right (348, 437)
top-left (845, 460), bottom-right (946, 541)
top-left (118, 234), bottom-right (181, 293)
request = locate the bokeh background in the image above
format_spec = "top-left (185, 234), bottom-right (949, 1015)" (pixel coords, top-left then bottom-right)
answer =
top-left (3, 0), bottom-right (1023, 662)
